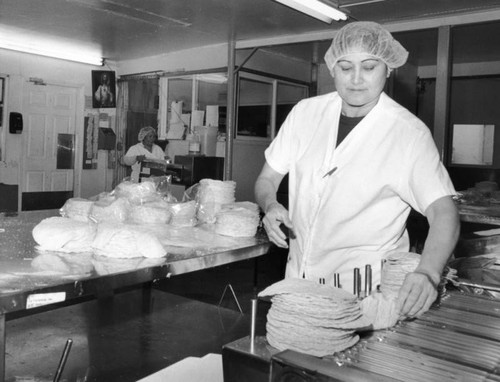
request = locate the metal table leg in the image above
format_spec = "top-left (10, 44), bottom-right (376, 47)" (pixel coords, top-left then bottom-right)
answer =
top-left (253, 257), bottom-right (259, 291)
top-left (142, 281), bottom-right (154, 314)
top-left (0, 313), bottom-right (5, 382)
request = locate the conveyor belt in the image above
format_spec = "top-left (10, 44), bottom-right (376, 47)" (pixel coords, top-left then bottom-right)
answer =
top-left (224, 291), bottom-right (500, 382)
top-left (325, 292), bottom-right (500, 381)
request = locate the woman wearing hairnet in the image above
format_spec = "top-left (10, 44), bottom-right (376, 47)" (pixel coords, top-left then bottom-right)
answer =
top-left (123, 126), bottom-right (168, 182)
top-left (255, 21), bottom-right (460, 318)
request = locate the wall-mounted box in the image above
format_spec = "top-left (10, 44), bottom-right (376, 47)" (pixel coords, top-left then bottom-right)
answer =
top-left (98, 127), bottom-right (116, 150)
top-left (9, 112), bottom-right (23, 134)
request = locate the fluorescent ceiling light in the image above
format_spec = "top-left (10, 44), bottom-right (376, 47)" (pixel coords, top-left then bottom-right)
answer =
top-left (195, 73), bottom-right (227, 84)
top-left (0, 41), bottom-right (103, 66)
top-left (340, 0), bottom-right (385, 7)
top-left (0, 26), bottom-right (103, 66)
top-left (274, 0), bottom-right (348, 23)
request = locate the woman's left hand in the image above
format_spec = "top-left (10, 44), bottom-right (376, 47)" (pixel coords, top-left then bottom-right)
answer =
top-left (262, 202), bottom-right (293, 249)
top-left (396, 271), bottom-right (439, 318)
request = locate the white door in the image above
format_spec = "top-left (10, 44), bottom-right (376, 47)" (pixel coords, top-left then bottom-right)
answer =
top-left (21, 82), bottom-right (78, 209)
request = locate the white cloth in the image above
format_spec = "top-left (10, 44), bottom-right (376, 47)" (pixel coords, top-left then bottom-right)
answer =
top-left (123, 143), bottom-right (166, 182)
top-left (265, 92), bottom-right (456, 294)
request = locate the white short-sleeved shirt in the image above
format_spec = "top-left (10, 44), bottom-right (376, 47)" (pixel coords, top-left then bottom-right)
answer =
top-left (124, 143), bottom-right (166, 183)
top-left (265, 92), bottom-right (456, 293)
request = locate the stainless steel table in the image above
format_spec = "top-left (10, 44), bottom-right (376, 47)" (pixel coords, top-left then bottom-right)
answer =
top-left (0, 210), bottom-right (271, 381)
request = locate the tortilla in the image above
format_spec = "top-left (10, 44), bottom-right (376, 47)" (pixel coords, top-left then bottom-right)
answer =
top-left (214, 202), bottom-right (260, 237)
top-left (259, 277), bottom-right (358, 300)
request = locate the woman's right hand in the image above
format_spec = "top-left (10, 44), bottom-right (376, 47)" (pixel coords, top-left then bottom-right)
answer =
top-left (136, 155), bottom-right (146, 163)
top-left (262, 202), bottom-right (294, 248)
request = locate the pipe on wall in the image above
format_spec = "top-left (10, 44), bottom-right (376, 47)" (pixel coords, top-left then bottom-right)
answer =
top-left (225, 39), bottom-right (236, 181)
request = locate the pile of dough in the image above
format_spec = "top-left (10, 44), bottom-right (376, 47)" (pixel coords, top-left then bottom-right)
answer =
top-left (59, 198), bottom-right (94, 222)
top-left (196, 179), bottom-right (236, 224)
top-left (32, 216), bottom-right (97, 253)
top-left (91, 222), bottom-right (166, 258)
top-left (214, 202), bottom-right (260, 237)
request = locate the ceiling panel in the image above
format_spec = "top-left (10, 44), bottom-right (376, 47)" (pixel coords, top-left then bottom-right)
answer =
top-left (1, 0), bottom-right (500, 63)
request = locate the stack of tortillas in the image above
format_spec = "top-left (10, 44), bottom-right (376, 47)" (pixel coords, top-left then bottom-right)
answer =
top-left (196, 179), bottom-right (236, 224)
top-left (361, 251), bottom-right (451, 330)
top-left (359, 252), bottom-right (420, 330)
top-left (360, 252), bottom-right (420, 330)
top-left (168, 201), bottom-right (197, 227)
top-left (359, 291), bottom-right (400, 330)
top-left (214, 202), bottom-right (260, 237)
top-left (381, 251), bottom-right (449, 300)
top-left (129, 200), bottom-right (172, 225)
top-left (380, 252), bottom-right (421, 299)
top-left (258, 278), bottom-right (370, 357)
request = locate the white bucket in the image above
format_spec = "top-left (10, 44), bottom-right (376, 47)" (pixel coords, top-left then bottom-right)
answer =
top-left (195, 126), bottom-right (218, 157)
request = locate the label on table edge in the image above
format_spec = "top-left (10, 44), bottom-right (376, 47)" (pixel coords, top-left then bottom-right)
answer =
top-left (26, 292), bottom-right (66, 309)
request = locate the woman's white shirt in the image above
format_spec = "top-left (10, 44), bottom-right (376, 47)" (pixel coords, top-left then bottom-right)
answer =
top-left (265, 92), bottom-right (455, 293)
top-left (123, 143), bottom-right (166, 183)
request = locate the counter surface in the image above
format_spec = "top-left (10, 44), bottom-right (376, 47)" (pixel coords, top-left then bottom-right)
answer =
top-left (0, 210), bottom-right (270, 313)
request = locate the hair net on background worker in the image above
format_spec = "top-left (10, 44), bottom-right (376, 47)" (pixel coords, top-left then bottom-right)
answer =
top-left (324, 21), bottom-right (409, 76)
top-left (138, 126), bottom-right (156, 142)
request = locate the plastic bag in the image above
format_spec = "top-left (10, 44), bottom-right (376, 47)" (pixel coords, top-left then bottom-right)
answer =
top-left (129, 200), bottom-right (172, 225)
top-left (89, 197), bottom-right (130, 223)
top-left (168, 200), bottom-right (197, 227)
top-left (59, 197), bottom-right (94, 222)
top-left (113, 180), bottom-right (159, 205)
top-left (191, 179), bottom-right (236, 224)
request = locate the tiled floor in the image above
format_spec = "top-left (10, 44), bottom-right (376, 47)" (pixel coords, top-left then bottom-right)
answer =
top-left (6, 290), bottom-right (254, 381)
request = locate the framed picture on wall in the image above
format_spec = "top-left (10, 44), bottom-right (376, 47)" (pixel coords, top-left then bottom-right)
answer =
top-left (92, 70), bottom-right (116, 108)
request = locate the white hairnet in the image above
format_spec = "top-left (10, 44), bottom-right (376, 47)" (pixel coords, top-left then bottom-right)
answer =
top-left (138, 126), bottom-right (156, 142)
top-left (324, 21), bottom-right (408, 75)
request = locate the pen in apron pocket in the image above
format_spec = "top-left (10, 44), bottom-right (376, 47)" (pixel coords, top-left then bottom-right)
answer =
top-left (323, 166), bottom-right (338, 178)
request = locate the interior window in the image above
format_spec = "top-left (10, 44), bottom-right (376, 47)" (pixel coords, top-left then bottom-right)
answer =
top-left (236, 73), bottom-right (309, 140)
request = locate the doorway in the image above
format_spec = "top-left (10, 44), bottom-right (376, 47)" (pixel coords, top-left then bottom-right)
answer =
top-left (20, 81), bottom-right (79, 210)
